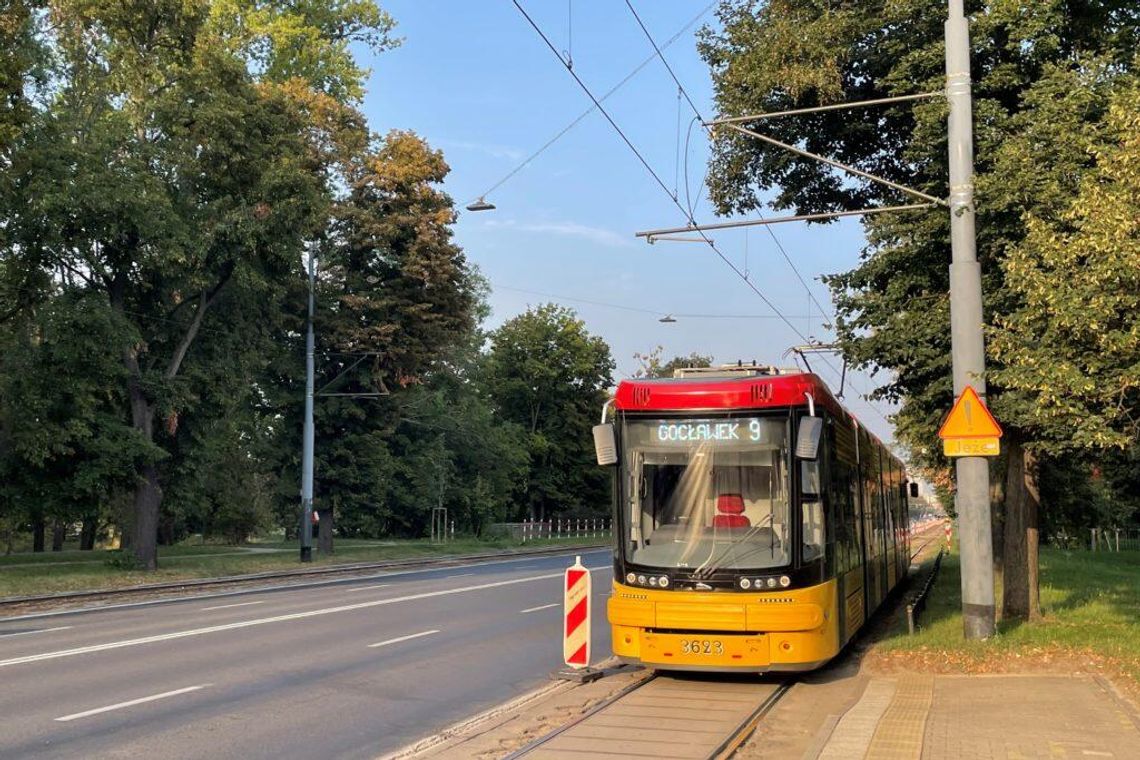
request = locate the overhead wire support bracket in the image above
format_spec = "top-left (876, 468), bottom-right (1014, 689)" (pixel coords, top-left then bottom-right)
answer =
top-left (637, 203), bottom-right (936, 241)
top-left (718, 122), bottom-right (948, 207)
top-left (704, 92), bottom-right (943, 126)
top-left (645, 234), bottom-right (714, 244)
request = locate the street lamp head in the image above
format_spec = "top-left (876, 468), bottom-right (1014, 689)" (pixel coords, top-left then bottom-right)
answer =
top-left (466, 197), bottom-right (496, 212)
top-left (659, 314), bottom-right (677, 324)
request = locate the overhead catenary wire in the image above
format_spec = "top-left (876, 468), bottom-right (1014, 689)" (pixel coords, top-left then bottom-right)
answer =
top-left (509, 0), bottom-right (894, 428)
top-left (495, 284), bottom-right (814, 320)
top-left (622, 0), bottom-right (836, 325)
top-left (620, 2), bottom-right (897, 426)
top-left (469, 2), bottom-right (715, 206)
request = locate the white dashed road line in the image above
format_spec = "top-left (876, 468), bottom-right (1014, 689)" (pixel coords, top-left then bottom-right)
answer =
top-left (55, 684), bottom-right (210, 722)
top-left (200, 601), bottom-right (264, 612)
top-left (0, 626), bottom-right (73, 639)
top-left (368, 630), bottom-right (440, 649)
top-left (519, 603), bottom-right (559, 614)
top-left (344, 584), bottom-right (390, 592)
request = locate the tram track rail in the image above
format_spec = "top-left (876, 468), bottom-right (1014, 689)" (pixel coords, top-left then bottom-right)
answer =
top-left (506, 673), bottom-right (793, 760)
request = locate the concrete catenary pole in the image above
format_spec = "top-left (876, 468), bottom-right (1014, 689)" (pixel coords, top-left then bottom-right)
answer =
top-left (945, 0), bottom-right (994, 639)
top-left (300, 252), bottom-right (316, 562)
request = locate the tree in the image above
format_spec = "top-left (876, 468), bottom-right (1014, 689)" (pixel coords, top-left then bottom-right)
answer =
top-left (267, 130), bottom-right (484, 545)
top-left (988, 76), bottom-right (1140, 611)
top-left (699, 0), bottom-right (1140, 622)
top-left (2, 1), bottom-right (396, 569)
top-left (633, 347), bottom-right (713, 378)
top-left (0, 293), bottom-right (142, 550)
top-left (484, 305), bottom-right (615, 521)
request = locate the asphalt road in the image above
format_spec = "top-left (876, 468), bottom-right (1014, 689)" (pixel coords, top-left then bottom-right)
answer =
top-left (0, 548), bottom-right (614, 759)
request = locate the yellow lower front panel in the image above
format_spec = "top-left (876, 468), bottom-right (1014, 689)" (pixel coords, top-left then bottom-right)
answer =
top-left (609, 579), bottom-right (840, 671)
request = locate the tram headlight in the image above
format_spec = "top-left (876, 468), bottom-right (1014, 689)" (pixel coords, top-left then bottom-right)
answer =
top-left (658, 576), bottom-right (669, 589)
top-left (779, 575), bottom-right (792, 588)
top-left (637, 575), bottom-right (647, 585)
top-left (740, 578), bottom-right (752, 590)
top-left (626, 572), bottom-right (637, 584)
top-left (766, 577), bottom-right (778, 589)
top-left (648, 577), bottom-right (658, 587)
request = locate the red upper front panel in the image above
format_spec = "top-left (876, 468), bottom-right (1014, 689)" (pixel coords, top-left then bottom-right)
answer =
top-left (614, 372), bottom-right (845, 418)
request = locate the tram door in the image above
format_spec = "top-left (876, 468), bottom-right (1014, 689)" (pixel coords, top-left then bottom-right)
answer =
top-left (859, 431), bottom-right (886, 614)
top-left (832, 420), bottom-right (865, 642)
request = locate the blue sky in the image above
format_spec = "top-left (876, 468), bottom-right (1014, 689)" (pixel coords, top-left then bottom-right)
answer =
top-left (360, 1), bottom-right (898, 443)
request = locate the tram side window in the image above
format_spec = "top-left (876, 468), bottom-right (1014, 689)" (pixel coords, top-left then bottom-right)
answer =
top-left (829, 458), bottom-right (859, 574)
top-left (801, 459), bottom-right (824, 563)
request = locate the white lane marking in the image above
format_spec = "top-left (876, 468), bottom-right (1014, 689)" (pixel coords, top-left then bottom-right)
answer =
top-left (55, 684), bottom-right (210, 722)
top-left (367, 629), bottom-right (440, 649)
top-left (344, 584), bottom-right (390, 592)
top-left (519, 603), bottom-right (559, 614)
top-left (0, 626), bottom-right (72, 639)
top-left (0, 572), bottom-right (566, 669)
top-left (200, 601), bottom-right (264, 612)
top-left (444, 573), bottom-right (474, 579)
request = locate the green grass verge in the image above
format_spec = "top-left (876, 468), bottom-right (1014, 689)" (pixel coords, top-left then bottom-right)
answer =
top-left (871, 546), bottom-right (1140, 686)
top-left (0, 536), bottom-right (605, 598)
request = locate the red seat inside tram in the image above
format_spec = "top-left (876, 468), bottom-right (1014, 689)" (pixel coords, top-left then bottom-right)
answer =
top-left (713, 493), bottom-right (751, 529)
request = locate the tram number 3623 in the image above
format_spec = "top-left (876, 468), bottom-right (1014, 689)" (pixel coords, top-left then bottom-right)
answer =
top-left (680, 639), bottom-right (725, 655)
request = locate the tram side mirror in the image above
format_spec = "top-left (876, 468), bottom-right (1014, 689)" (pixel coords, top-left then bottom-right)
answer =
top-left (795, 417), bottom-right (823, 460)
top-left (909, 482), bottom-right (920, 498)
top-left (593, 423), bottom-right (618, 466)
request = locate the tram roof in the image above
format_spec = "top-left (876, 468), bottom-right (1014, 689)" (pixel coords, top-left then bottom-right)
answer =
top-left (615, 371), bottom-right (898, 460)
top-left (621, 369), bottom-right (877, 433)
top-left (614, 370), bottom-right (836, 413)
top-left (614, 370), bottom-right (898, 461)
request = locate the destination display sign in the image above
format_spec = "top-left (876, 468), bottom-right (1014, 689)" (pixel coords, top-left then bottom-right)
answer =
top-left (627, 417), bottom-right (784, 448)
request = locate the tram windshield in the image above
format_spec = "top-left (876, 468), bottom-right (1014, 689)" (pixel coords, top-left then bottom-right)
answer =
top-left (620, 417), bottom-right (790, 571)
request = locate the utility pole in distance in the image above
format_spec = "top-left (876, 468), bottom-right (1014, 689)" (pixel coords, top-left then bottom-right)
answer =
top-left (945, 0), bottom-right (994, 639)
top-left (300, 251), bottom-right (316, 562)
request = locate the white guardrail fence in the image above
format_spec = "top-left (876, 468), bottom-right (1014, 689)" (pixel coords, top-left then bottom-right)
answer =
top-left (490, 518), bottom-right (612, 542)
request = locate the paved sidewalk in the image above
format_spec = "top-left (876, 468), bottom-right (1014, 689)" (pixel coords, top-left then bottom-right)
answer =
top-left (809, 674), bottom-right (1140, 760)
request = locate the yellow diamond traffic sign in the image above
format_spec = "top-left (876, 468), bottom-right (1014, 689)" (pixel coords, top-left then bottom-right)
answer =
top-left (938, 386), bottom-right (1002, 457)
top-left (938, 386), bottom-right (1003, 439)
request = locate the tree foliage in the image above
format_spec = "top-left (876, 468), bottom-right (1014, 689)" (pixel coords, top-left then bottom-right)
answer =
top-left (990, 78), bottom-right (1140, 452)
top-left (633, 347), bottom-right (714, 378)
top-left (484, 305), bottom-right (615, 521)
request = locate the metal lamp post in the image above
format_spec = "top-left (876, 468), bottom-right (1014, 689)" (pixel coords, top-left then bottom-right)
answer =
top-left (300, 251), bottom-right (316, 562)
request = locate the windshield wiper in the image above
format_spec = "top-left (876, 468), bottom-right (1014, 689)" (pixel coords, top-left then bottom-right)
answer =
top-left (693, 513), bottom-right (776, 579)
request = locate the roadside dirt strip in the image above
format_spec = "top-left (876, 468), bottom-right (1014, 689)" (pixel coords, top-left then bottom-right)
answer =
top-left (0, 543), bottom-right (605, 619)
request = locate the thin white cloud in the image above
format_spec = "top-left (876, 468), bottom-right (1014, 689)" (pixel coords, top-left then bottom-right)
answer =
top-left (435, 138), bottom-right (525, 161)
top-left (482, 219), bottom-right (635, 249)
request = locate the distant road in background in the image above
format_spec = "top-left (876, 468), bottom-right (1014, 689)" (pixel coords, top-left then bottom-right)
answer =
top-left (0, 549), bottom-right (613, 759)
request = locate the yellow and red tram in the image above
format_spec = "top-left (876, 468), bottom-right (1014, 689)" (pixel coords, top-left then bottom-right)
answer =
top-left (595, 365), bottom-right (911, 672)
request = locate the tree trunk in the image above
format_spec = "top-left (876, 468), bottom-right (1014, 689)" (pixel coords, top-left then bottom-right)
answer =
top-left (132, 463), bottom-right (162, 570)
top-left (1002, 435), bottom-right (1041, 622)
top-left (80, 515), bottom-right (97, 550)
top-left (32, 514), bottom-right (45, 552)
top-left (51, 521), bottom-right (65, 551)
top-left (125, 354), bottom-right (161, 571)
top-left (990, 457), bottom-right (1005, 567)
top-left (317, 506), bottom-right (334, 555)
